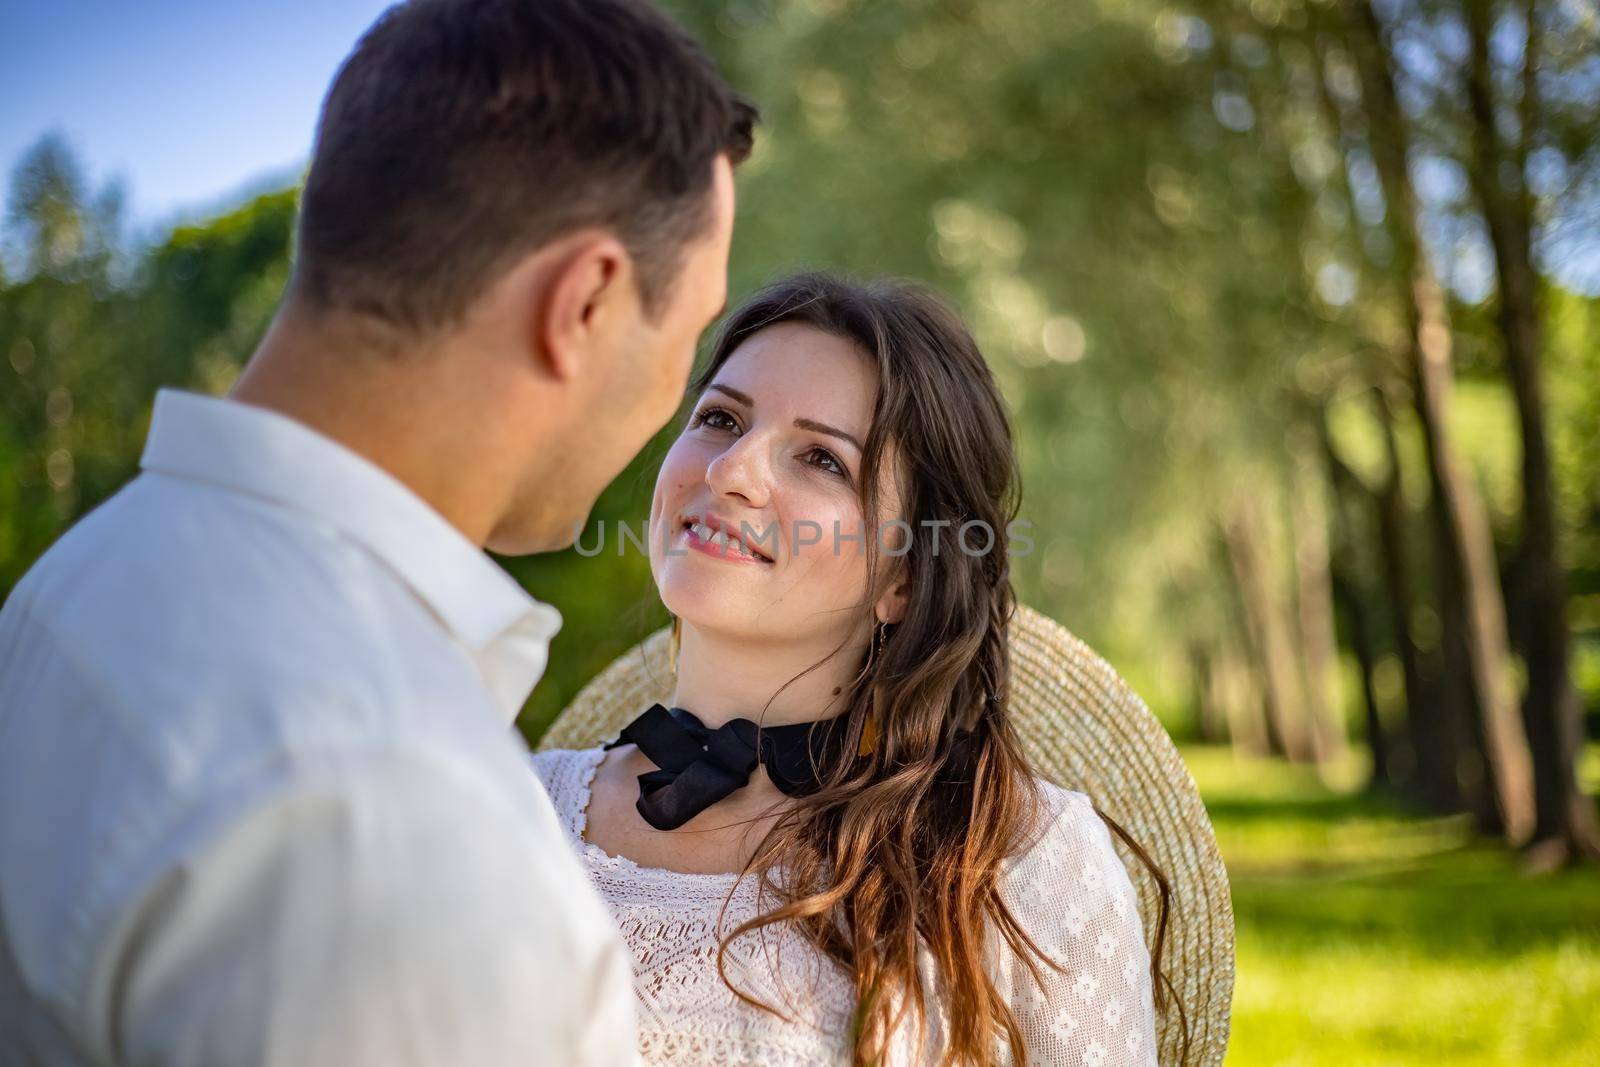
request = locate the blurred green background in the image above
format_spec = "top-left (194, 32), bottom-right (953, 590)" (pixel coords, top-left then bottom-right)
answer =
top-left (3, 0), bottom-right (1597, 1062)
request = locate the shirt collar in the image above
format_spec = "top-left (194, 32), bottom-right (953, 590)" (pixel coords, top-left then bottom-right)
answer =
top-left (139, 388), bottom-right (563, 717)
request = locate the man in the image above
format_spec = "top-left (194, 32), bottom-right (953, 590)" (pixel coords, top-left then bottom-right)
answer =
top-left (0, 0), bottom-right (755, 1063)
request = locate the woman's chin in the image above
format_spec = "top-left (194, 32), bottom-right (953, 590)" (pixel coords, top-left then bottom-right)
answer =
top-left (658, 575), bottom-right (765, 629)
top-left (658, 575), bottom-right (726, 618)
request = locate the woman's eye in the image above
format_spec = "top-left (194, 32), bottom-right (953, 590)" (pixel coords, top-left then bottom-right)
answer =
top-left (691, 406), bottom-right (737, 432)
top-left (807, 447), bottom-right (846, 478)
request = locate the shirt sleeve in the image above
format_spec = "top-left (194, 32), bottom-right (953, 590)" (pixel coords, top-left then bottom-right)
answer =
top-left (96, 746), bottom-right (640, 1067)
top-left (993, 786), bottom-right (1159, 1067)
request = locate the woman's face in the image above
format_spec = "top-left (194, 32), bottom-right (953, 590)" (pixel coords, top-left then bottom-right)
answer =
top-left (649, 321), bottom-right (896, 648)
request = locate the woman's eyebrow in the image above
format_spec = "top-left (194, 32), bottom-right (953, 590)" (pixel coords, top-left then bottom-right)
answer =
top-left (706, 384), bottom-right (863, 452)
top-left (794, 417), bottom-right (862, 452)
top-left (707, 383), bottom-right (753, 406)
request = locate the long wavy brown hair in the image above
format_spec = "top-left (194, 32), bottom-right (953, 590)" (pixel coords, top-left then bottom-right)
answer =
top-left (687, 272), bottom-right (1185, 1064)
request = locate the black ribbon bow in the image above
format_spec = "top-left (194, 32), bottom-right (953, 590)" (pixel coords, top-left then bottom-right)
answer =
top-left (605, 703), bottom-right (852, 830)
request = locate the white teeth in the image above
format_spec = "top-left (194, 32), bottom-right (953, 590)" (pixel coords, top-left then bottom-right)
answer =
top-left (688, 520), bottom-right (763, 560)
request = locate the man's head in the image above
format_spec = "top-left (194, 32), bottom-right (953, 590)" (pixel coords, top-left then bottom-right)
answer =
top-left (283, 0), bottom-right (755, 553)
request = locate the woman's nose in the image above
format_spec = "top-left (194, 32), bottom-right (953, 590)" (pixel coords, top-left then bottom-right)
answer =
top-left (704, 432), bottom-right (770, 508)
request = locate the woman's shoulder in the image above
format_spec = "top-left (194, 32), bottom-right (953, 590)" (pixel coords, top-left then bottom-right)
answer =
top-left (1002, 777), bottom-right (1142, 920)
top-left (990, 777), bottom-right (1159, 1065)
top-left (1016, 776), bottom-right (1105, 847)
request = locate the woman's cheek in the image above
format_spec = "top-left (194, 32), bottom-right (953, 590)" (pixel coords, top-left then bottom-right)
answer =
top-left (794, 507), bottom-right (844, 567)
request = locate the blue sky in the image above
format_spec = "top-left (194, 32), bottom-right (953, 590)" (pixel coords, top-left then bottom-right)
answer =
top-left (1, 1), bottom-right (392, 234)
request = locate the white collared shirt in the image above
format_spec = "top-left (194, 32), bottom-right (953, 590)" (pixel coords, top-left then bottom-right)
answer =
top-left (0, 388), bottom-right (639, 1067)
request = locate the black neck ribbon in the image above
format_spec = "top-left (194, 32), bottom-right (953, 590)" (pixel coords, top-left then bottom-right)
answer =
top-left (604, 703), bottom-right (854, 831)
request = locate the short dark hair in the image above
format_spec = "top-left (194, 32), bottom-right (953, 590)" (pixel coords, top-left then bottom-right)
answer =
top-left (291, 0), bottom-right (757, 335)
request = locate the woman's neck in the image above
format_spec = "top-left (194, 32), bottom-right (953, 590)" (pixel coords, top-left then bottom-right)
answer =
top-left (669, 622), bottom-right (866, 729)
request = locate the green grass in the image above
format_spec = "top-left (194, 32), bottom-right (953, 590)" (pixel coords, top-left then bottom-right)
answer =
top-left (1181, 744), bottom-right (1600, 1066)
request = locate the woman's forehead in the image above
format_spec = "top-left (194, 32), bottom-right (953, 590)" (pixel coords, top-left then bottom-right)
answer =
top-left (709, 323), bottom-right (877, 427)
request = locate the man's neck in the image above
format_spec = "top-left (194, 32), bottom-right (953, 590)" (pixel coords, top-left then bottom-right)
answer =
top-left (228, 309), bottom-right (513, 548)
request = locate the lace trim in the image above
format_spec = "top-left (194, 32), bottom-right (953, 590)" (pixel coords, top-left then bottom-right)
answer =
top-left (559, 745), bottom-right (751, 890)
top-left (637, 1028), bottom-right (849, 1067)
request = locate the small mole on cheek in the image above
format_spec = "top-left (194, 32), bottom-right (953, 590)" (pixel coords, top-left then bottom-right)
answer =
top-left (832, 686), bottom-right (842, 696)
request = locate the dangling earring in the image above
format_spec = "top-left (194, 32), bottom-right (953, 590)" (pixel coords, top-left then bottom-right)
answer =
top-left (858, 712), bottom-right (880, 757)
top-left (851, 619), bottom-right (887, 687)
top-left (856, 620), bottom-right (891, 757)
top-left (667, 615), bottom-right (681, 676)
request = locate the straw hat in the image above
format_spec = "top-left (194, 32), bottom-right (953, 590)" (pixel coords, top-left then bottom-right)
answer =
top-left (540, 602), bottom-right (1235, 1066)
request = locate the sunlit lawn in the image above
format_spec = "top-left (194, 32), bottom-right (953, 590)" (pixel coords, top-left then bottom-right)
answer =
top-left (1182, 744), bottom-right (1600, 1066)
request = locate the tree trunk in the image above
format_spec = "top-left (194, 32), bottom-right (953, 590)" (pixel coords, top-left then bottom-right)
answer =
top-left (1317, 407), bottom-right (1394, 788)
top-left (1306, 30), bottom-right (1456, 808)
top-left (1367, 385), bottom-right (1462, 809)
top-left (1224, 492), bottom-right (1316, 762)
top-left (1289, 422), bottom-right (1351, 766)
top-left (1322, 486), bottom-right (1391, 789)
top-left (1461, 0), bottom-right (1599, 860)
top-left (1189, 641), bottom-right (1230, 744)
top-left (1340, 0), bottom-right (1537, 844)
top-left (1219, 637), bottom-right (1273, 758)
top-left (1332, 566), bottom-right (1389, 788)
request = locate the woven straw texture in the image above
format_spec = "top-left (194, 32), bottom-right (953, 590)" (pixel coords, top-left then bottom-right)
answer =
top-left (540, 602), bottom-right (1234, 1066)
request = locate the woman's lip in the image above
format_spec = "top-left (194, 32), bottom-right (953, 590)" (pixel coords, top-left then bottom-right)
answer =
top-left (681, 522), bottom-right (774, 565)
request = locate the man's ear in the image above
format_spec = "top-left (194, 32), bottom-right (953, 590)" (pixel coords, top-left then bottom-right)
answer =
top-left (533, 233), bottom-right (634, 382)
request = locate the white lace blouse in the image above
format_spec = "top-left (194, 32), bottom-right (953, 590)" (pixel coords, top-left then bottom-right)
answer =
top-left (531, 746), bottom-right (1158, 1067)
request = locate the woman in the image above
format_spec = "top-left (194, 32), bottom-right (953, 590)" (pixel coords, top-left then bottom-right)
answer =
top-left (533, 273), bottom-right (1175, 1066)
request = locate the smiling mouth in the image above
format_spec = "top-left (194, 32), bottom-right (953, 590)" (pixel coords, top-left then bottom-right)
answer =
top-left (681, 519), bottom-right (774, 563)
